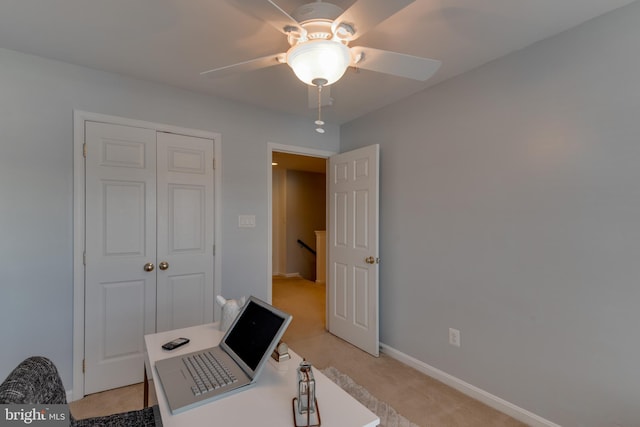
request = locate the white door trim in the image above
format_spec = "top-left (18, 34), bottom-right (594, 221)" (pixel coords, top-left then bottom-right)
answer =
top-left (72, 110), bottom-right (222, 400)
top-left (266, 143), bottom-right (335, 304)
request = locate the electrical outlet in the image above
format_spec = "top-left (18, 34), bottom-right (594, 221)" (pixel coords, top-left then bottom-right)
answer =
top-left (449, 328), bottom-right (461, 347)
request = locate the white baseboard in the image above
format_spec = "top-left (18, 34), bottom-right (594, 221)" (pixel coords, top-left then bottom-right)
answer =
top-left (283, 272), bottom-right (302, 278)
top-left (379, 343), bottom-right (561, 427)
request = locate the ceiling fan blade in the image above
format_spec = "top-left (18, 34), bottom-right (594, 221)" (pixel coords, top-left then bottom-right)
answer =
top-left (200, 53), bottom-right (286, 78)
top-left (308, 85), bottom-right (332, 109)
top-left (235, 0), bottom-right (304, 36)
top-left (351, 47), bottom-right (441, 81)
top-left (333, 0), bottom-right (415, 41)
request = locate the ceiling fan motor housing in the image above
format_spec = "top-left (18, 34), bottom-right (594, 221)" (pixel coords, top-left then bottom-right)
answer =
top-left (287, 2), bottom-right (347, 44)
top-left (292, 2), bottom-right (344, 24)
top-left (284, 2), bottom-right (353, 86)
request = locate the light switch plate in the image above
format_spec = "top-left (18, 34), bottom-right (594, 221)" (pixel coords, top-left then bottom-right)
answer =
top-left (238, 215), bottom-right (256, 228)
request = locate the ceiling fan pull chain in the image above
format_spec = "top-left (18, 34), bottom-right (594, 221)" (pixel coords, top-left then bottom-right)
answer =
top-left (315, 82), bottom-right (325, 134)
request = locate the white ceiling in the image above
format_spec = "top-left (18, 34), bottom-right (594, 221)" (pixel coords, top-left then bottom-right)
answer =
top-left (0, 0), bottom-right (635, 125)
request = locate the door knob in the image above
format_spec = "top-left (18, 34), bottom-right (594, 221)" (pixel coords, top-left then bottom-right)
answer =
top-left (143, 262), bottom-right (155, 272)
top-left (365, 256), bottom-right (379, 264)
top-left (159, 261), bottom-right (169, 271)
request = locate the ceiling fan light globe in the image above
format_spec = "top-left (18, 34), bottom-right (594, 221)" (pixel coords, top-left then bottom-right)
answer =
top-left (286, 40), bottom-right (351, 86)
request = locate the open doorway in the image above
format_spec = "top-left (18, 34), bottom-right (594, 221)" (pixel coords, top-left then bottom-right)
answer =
top-left (271, 150), bottom-right (327, 344)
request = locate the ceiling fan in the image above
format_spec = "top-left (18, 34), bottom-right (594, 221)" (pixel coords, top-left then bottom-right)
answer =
top-left (201, 0), bottom-right (441, 132)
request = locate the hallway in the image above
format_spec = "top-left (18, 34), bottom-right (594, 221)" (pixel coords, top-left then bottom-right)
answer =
top-left (272, 276), bottom-right (326, 343)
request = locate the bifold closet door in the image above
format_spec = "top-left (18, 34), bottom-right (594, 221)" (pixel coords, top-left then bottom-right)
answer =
top-left (84, 122), bottom-right (215, 394)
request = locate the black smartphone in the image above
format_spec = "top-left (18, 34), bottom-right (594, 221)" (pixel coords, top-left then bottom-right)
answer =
top-left (161, 337), bottom-right (190, 350)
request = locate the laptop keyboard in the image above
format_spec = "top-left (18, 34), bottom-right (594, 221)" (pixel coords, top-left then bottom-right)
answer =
top-left (182, 351), bottom-right (238, 396)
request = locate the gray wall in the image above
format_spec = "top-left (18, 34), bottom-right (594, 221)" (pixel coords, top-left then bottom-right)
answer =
top-left (285, 170), bottom-right (326, 280)
top-left (0, 47), bottom-right (339, 392)
top-left (341, 2), bottom-right (640, 426)
top-left (272, 168), bottom-right (287, 275)
top-left (272, 168), bottom-right (326, 279)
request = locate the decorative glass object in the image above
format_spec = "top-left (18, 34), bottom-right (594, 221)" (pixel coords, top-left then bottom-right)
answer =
top-left (292, 361), bottom-right (321, 426)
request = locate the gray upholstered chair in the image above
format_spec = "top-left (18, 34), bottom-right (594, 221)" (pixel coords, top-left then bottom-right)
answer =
top-left (0, 356), bottom-right (161, 427)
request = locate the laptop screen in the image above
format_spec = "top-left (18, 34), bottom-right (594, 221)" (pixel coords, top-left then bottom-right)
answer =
top-left (222, 298), bottom-right (289, 371)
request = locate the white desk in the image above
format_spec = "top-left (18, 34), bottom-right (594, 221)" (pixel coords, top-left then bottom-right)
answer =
top-left (145, 323), bottom-right (380, 427)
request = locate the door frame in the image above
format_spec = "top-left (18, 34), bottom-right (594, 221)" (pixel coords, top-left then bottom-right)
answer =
top-left (72, 110), bottom-right (222, 400)
top-left (266, 143), bottom-right (335, 306)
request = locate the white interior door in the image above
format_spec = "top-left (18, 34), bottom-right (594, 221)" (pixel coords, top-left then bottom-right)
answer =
top-left (156, 132), bottom-right (214, 332)
top-left (84, 121), bottom-right (157, 394)
top-left (328, 144), bottom-right (380, 356)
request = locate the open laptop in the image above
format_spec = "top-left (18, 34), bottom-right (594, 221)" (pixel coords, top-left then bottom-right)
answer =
top-left (154, 296), bottom-right (292, 414)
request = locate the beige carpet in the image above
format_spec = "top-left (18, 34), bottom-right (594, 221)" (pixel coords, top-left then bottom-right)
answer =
top-left (322, 366), bottom-right (420, 427)
top-left (71, 277), bottom-right (526, 426)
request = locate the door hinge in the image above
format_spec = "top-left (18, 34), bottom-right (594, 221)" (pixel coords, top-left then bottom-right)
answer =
top-left (212, 158), bottom-right (215, 169)
top-left (82, 359), bottom-right (85, 374)
top-left (83, 252), bottom-right (86, 266)
top-left (83, 143), bottom-right (87, 158)
top-left (213, 245), bottom-right (215, 256)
